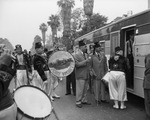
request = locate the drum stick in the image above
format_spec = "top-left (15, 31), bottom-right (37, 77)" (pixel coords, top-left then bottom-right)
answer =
top-left (52, 108), bottom-right (60, 120)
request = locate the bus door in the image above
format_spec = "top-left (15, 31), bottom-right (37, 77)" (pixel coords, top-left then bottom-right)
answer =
top-left (121, 25), bottom-right (136, 90)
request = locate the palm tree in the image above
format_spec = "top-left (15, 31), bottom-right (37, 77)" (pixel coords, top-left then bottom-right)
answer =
top-left (47, 14), bottom-right (60, 45)
top-left (83, 0), bottom-right (94, 17)
top-left (57, 0), bottom-right (75, 49)
top-left (83, 0), bottom-right (94, 32)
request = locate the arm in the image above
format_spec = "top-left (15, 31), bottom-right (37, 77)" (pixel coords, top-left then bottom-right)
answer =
top-left (34, 59), bottom-right (47, 82)
top-left (104, 55), bottom-right (108, 73)
top-left (24, 54), bottom-right (32, 73)
top-left (74, 54), bottom-right (87, 67)
top-left (108, 57), bottom-right (113, 70)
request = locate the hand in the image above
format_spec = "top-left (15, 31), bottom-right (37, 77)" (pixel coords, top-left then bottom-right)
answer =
top-left (43, 80), bottom-right (48, 84)
top-left (86, 57), bottom-right (91, 63)
top-left (90, 70), bottom-right (94, 76)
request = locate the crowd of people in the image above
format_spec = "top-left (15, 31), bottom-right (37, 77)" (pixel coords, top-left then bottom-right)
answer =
top-left (0, 39), bottom-right (149, 120)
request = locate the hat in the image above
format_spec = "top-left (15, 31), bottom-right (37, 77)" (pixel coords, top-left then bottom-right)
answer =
top-left (15, 44), bottom-right (22, 49)
top-left (79, 40), bottom-right (86, 47)
top-left (115, 46), bottom-right (122, 53)
top-left (35, 42), bottom-right (42, 49)
top-left (94, 42), bottom-right (101, 49)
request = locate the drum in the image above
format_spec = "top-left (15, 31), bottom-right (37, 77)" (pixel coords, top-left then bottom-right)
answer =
top-left (14, 85), bottom-right (52, 120)
top-left (48, 51), bottom-right (75, 78)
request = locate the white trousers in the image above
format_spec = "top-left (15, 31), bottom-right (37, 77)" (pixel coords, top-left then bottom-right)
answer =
top-left (103, 71), bottom-right (127, 101)
top-left (16, 70), bottom-right (28, 88)
top-left (76, 79), bottom-right (89, 104)
top-left (0, 103), bottom-right (17, 120)
top-left (31, 70), bottom-right (53, 96)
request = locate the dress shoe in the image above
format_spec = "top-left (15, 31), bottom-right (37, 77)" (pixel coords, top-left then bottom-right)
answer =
top-left (113, 105), bottom-right (119, 109)
top-left (120, 105), bottom-right (126, 110)
top-left (65, 93), bottom-right (71, 95)
top-left (52, 94), bottom-right (60, 99)
top-left (82, 102), bottom-right (91, 105)
top-left (95, 100), bottom-right (101, 104)
top-left (76, 104), bottom-right (82, 108)
top-left (101, 100), bottom-right (109, 103)
top-left (50, 96), bottom-right (54, 101)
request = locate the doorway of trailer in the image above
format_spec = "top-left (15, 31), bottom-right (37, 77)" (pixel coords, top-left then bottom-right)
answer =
top-left (121, 26), bottom-right (135, 90)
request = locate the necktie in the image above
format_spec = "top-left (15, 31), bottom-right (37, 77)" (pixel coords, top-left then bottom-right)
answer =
top-left (83, 53), bottom-right (86, 59)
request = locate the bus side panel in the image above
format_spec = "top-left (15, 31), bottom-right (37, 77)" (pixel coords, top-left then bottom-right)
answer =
top-left (134, 33), bottom-right (150, 98)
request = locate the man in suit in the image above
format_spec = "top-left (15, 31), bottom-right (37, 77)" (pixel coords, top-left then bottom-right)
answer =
top-left (74, 40), bottom-right (91, 108)
top-left (143, 54), bottom-right (150, 120)
top-left (126, 35), bottom-right (134, 88)
top-left (90, 42), bottom-right (108, 104)
top-left (66, 46), bottom-right (76, 96)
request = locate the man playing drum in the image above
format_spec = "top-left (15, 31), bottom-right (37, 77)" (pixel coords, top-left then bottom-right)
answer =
top-left (0, 52), bottom-right (17, 120)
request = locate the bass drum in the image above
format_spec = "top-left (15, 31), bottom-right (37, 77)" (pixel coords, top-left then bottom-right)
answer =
top-left (14, 85), bottom-right (52, 120)
top-left (48, 51), bottom-right (75, 78)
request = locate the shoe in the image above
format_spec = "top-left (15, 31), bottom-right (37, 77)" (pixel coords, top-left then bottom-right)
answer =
top-left (65, 93), bottom-right (71, 95)
top-left (76, 104), bottom-right (82, 108)
top-left (82, 102), bottom-right (91, 105)
top-left (50, 96), bottom-right (54, 101)
top-left (120, 105), bottom-right (126, 110)
top-left (113, 105), bottom-right (119, 109)
top-left (52, 94), bottom-right (60, 99)
top-left (101, 100), bottom-right (109, 103)
top-left (95, 100), bottom-right (101, 104)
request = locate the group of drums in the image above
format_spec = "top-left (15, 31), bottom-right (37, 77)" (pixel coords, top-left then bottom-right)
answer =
top-left (13, 51), bottom-right (75, 120)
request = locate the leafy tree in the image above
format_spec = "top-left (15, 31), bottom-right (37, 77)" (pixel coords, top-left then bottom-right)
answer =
top-left (70, 8), bottom-right (108, 39)
top-left (70, 8), bottom-right (85, 39)
top-left (0, 38), bottom-right (14, 51)
top-left (57, 0), bottom-right (75, 49)
top-left (79, 13), bottom-right (108, 36)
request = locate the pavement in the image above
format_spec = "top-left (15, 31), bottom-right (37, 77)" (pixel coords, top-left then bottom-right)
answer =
top-left (9, 78), bottom-right (146, 120)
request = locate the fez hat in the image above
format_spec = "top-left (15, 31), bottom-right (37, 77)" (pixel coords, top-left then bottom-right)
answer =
top-left (15, 44), bottom-right (22, 49)
top-left (35, 42), bottom-right (42, 49)
top-left (115, 46), bottom-right (122, 53)
top-left (79, 40), bottom-right (86, 47)
top-left (94, 42), bottom-right (101, 48)
top-left (0, 54), bottom-right (12, 66)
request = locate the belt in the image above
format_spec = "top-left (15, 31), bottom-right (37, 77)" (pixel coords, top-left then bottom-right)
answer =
top-left (17, 65), bottom-right (26, 70)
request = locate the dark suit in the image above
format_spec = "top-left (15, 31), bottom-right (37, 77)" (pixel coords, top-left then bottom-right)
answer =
top-left (74, 50), bottom-right (89, 105)
top-left (91, 53), bottom-right (108, 101)
top-left (66, 68), bottom-right (76, 95)
top-left (144, 54), bottom-right (150, 120)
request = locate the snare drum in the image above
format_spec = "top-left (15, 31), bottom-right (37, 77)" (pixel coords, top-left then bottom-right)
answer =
top-left (14, 85), bottom-right (52, 120)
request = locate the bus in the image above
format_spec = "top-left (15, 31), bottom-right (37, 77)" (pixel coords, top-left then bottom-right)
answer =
top-left (74, 9), bottom-right (150, 98)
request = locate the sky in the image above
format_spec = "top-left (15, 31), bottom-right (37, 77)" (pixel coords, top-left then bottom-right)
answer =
top-left (0, 0), bottom-right (148, 51)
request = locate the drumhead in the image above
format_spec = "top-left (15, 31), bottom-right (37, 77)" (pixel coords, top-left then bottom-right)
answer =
top-left (48, 51), bottom-right (75, 78)
top-left (14, 85), bottom-right (52, 118)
